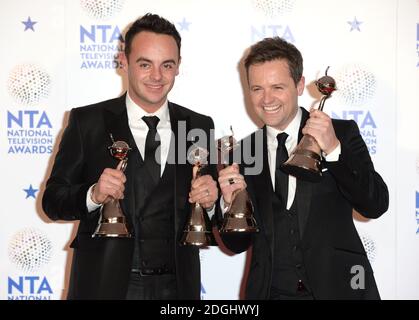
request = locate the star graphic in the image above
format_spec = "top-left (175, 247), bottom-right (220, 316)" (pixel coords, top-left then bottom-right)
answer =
top-left (177, 17), bottom-right (191, 31)
top-left (24, 184), bottom-right (38, 199)
top-left (348, 17), bottom-right (362, 32)
top-left (201, 282), bottom-right (206, 294)
top-left (22, 16), bottom-right (37, 31)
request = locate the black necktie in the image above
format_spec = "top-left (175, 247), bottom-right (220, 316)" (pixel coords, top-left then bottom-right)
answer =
top-left (142, 116), bottom-right (161, 187)
top-left (275, 132), bottom-right (289, 210)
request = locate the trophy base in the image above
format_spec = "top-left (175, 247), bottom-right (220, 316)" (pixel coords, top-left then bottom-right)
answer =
top-left (281, 152), bottom-right (322, 183)
top-left (92, 222), bottom-right (132, 238)
top-left (180, 231), bottom-right (214, 247)
top-left (220, 216), bottom-right (259, 233)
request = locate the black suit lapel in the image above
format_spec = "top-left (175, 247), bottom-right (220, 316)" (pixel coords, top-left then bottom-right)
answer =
top-left (252, 127), bottom-right (275, 250)
top-left (168, 103), bottom-right (191, 236)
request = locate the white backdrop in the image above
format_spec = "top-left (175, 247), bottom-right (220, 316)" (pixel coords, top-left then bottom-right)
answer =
top-left (0, 0), bottom-right (418, 300)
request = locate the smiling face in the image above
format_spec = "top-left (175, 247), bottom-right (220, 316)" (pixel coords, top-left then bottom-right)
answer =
top-left (121, 31), bottom-right (180, 113)
top-left (248, 59), bottom-right (305, 131)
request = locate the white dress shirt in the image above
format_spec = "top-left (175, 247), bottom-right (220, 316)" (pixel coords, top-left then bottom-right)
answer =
top-left (126, 93), bottom-right (172, 174)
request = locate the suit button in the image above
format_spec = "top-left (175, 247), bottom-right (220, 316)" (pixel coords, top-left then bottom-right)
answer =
top-left (296, 263), bottom-right (302, 269)
top-left (142, 260), bottom-right (148, 266)
top-left (293, 245), bottom-right (298, 251)
top-left (290, 229), bottom-right (295, 235)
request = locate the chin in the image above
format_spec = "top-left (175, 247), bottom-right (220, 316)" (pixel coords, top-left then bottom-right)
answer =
top-left (264, 116), bottom-right (282, 126)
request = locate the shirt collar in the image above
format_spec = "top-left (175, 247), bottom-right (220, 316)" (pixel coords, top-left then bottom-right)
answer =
top-left (266, 107), bottom-right (302, 146)
top-left (125, 92), bottom-right (170, 128)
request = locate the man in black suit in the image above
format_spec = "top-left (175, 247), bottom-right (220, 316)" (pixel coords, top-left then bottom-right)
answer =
top-left (42, 13), bottom-right (218, 300)
top-left (218, 37), bottom-right (389, 299)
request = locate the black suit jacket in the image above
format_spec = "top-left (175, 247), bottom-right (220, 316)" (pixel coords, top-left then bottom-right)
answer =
top-left (42, 94), bottom-right (215, 299)
top-left (221, 107), bottom-right (389, 299)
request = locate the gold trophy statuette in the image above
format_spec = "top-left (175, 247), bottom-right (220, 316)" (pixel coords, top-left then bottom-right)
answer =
top-left (281, 67), bottom-right (337, 182)
top-left (180, 145), bottom-right (215, 246)
top-left (217, 127), bottom-right (258, 233)
top-left (92, 138), bottom-right (132, 238)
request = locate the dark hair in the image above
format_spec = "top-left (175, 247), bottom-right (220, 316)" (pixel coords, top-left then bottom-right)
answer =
top-left (124, 13), bottom-right (181, 58)
top-left (244, 37), bottom-right (303, 86)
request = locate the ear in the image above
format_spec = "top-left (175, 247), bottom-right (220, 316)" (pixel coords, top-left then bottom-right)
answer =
top-left (119, 51), bottom-right (128, 72)
top-left (175, 56), bottom-right (182, 76)
top-left (297, 76), bottom-right (305, 96)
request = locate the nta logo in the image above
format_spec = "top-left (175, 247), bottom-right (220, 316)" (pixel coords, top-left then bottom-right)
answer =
top-left (8, 276), bottom-right (52, 299)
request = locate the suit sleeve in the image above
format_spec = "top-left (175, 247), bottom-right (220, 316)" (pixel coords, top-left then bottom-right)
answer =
top-left (42, 109), bottom-right (92, 221)
top-left (325, 120), bottom-right (389, 219)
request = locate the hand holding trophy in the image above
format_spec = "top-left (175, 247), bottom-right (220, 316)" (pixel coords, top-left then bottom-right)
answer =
top-left (92, 137), bottom-right (132, 238)
top-left (180, 144), bottom-right (215, 246)
top-left (217, 127), bottom-right (258, 233)
top-left (281, 67), bottom-right (337, 182)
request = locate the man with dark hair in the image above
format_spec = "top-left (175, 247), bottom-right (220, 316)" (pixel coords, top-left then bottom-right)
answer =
top-left (218, 37), bottom-right (389, 299)
top-left (42, 13), bottom-right (218, 300)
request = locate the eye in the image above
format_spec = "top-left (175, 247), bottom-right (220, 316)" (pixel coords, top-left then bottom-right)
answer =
top-left (274, 86), bottom-right (284, 90)
top-left (251, 87), bottom-right (262, 92)
top-left (163, 63), bottom-right (174, 69)
top-left (139, 63), bottom-right (151, 69)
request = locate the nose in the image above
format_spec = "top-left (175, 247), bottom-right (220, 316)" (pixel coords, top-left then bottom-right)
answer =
top-left (150, 66), bottom-right (162, 81)
top-left (262, 90), bottom-right (274, 105)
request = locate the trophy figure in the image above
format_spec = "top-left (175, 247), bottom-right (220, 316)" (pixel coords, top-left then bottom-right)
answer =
top-left (217, 127), bottom-right (258, 233)
top-left (281, 67), bottom-right (337, 182)
top-left (92, 138), bottom-right (132, 238)
top-left (180, 145), bottom-right (215, 246)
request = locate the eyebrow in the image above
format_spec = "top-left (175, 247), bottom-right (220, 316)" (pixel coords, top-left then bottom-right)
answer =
top-left (135, 57), bottom-right (177, 65)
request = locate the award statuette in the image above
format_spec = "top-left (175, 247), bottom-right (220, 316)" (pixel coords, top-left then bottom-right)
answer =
top-left (180, 145), bottom-right (215, 246)
top-left (281, 67), bottom-right (337, 182)
top-left (92, 138), bottom-right (132, 238)
top-left (217, 127), bottom-right (258, 233)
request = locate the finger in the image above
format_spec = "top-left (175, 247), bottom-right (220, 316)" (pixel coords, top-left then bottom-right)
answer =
top-left (219, 165), bottom-right (240, 176)
top-left (219, 173), bottom-right (244, 186)
top-left (100, 177), bottom-right (125, 194)
top-left (192, 174), bottom-right (216, 189)
top-left (221, 180), bottom-right (246, 192)
top-left (103, 168), bottom-right (127, 183)
top-left (191, 175), bottom-right (208, 188)
top-left (99, 183), bottom-right (124, 200)
top-left (98, 172), bottom-right (126, 192)
top-left (190, 186), bottom-right (217, 204)
top-left (189, 184), bottom-right (212, 198)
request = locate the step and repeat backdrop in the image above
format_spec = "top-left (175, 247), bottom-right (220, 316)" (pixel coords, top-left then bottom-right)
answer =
top-left (0, 0), bottom-right (418, 300)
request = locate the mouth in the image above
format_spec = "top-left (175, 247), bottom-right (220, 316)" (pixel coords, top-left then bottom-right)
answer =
top-left (145, 83), bottom-right (164, 90)
top-left (262, 104), bottom-right (281, 114)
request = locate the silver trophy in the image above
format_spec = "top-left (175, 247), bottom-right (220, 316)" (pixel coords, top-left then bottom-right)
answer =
top-left (92, 138), bottom-right (132, 238)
